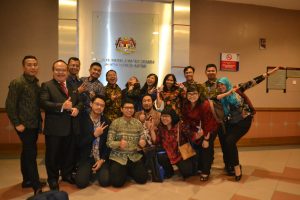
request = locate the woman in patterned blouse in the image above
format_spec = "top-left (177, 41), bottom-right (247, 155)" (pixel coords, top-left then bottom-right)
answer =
top-left (156, 74), bottom-right (186, 115)
top-left (154, 108), bottom-right (197, 179)
top-left (140, 73), bottom-right (158, 102)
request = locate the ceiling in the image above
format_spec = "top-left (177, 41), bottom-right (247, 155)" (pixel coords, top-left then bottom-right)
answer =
top-left (212, 0), bottom-right (300, 11)
top-left (132, 0), bottom-right (300, 11)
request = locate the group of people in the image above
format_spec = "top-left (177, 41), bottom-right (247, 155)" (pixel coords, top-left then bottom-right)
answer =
top-left (5, 55), bottom-right (279, 196)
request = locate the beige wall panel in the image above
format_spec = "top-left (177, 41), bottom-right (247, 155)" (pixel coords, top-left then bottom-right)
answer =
top-left (0, 0), bottom-right (58, 107)
top-left (190, 0), bottom-right (300, 108)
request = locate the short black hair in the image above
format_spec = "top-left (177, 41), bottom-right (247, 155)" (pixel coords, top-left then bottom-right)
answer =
top-left (106, 69), bottom-right (117, 77)
top-left (90, 62), bottom-right (102, 69)
top-left (22, 55), bottom-right (37, 66)
top-left (141, 94), bottom-right (153, 103)
top-left (205, 64), bottom-right (217, 71)
top-left (121, 98), bottom-right (135, 108)
top-left (161, 107), bottom-right (180, 126)
top-left (67, 57), bottom-right (80, 65)
top-left (183, 66), bottom-right (195, 73)
top-left (91, 94), bottom-right (106, 103)
top-left (186, 84), bottom-right (199, 93)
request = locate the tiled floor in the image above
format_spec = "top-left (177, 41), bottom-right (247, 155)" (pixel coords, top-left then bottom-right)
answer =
top-left (0, 146), bottom-right (300, 200)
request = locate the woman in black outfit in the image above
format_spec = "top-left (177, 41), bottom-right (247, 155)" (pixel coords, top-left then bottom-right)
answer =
top-left (216, 67), bottom-right (279, 181)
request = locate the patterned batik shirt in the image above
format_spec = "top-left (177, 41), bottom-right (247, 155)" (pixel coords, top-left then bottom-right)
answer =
top-left (156, 122), bottom-right (189, 165)
top-left (203, 79), bottom-right (219, 99)
top-left (5, 74), bottom-right (41, 129)
top-left (106, 117), bottom-right (144, 165)
top-left (159, 86), bottom-right (186, 117)
top-left (91, 117), bottom-right (101, 161)
top-left (104, 84), bottom-right (122, 122)
top-left (80, 77), bottom-right (105, 111)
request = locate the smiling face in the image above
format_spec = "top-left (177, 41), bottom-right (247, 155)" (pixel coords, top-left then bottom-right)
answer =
top-left (165, 75), bottom-right (175, 89)
top-left (89, 65), bottom-right (102, 79)
top-left (206, 66), bottom-right (217, 81)
top-left (90, 98), bottom-right (105, 116)
top-left (68, 59), bottom-right (80, 76)
top-left (187, 91), bottom-right (199, 103)
top-left (142, 95), bottom-right (153, 111)
top-left (146, 74), bottom-right (157, 87)
top-left (160, 114), bottom-right (172, 126)
top-left (23, 58), bottom-right (38, 77)
top-left (53, 61), bottom-right (68, 83)
top-left (106, 70), bottom-right (117, 85)
top-left (217, 82), bottom-right (227, 93)
top-left (184, 68), bottom-right (194, 82)
top-left (121, 103), bottom-right (135, 118)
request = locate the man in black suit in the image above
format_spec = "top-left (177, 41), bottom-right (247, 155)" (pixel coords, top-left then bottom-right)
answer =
top-left (40, 60), bottom-right (82, 190)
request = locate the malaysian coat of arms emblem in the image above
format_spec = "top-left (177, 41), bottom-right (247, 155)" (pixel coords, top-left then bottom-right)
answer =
top-left (115, 37), bottom-right (136, 54)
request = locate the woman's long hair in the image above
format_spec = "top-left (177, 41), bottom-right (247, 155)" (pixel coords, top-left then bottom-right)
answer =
top-left (141, 73), bottom-right (158, 94)
top-left (162, 74), bottom-right (178, 92)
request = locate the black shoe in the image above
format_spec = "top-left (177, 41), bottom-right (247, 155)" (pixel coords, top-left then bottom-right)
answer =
top-left (34, 187), bottom-right (43, 196)
top-left (225, 166), bottom-right (235, 176)
top-left (235, 165), bottom-right (242, 181)
top-left (39, 180), bottom-right (47, 187)
top-left (22, 180), bottom-right (47, 188)
top-left (22, 181), bottom-right (32, 188)
top-left (200, 174), bottom-right (209, 181)
top-left (62, 176), bottom-right (75, 184)
top-left (49, 181), bottom-right (59, 191)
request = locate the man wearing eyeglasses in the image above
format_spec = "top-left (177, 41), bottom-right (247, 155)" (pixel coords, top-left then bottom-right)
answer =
top-left (106, 99), bottom-right (148, 187)
top-left (40, 60), bottom-right (83, 191)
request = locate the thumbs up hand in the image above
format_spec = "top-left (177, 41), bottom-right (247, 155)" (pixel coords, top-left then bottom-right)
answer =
top-left (62, 97), bottom-right (72, 110)
top-left (120, 136), bottom-right (128, 150)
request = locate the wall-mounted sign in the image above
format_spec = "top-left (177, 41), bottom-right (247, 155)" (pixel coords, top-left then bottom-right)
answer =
top-left (220, 53), bottom-right (239, 71)
top-left (92, 12), bottom-right (159, 88)
top-left (259, 38), bottom-right (266, 50)
top-left (115, 37), bottom-right (136, 54)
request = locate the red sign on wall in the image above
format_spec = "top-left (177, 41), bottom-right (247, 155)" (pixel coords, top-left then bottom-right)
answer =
top-left (220, 53), bottom-right (239, 71)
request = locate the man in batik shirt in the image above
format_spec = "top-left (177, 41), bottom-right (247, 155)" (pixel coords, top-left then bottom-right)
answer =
top-left (80, 62), bottom-right (105, 111)
top-left (104, 70), bottom-right (122, 122)
top-left (203, 64), bottom-right (219, 98)
top-left (182, 65), bottom-right (207, 102)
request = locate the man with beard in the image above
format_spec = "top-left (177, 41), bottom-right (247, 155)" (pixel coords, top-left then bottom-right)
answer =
top-left (135, 95), bottom-right (161, 145)
top-left (67, 57), bottom-right (82, 89)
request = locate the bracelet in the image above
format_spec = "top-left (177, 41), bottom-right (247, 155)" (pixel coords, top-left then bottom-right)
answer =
top-left (204, 138), bottom-right (209, 142)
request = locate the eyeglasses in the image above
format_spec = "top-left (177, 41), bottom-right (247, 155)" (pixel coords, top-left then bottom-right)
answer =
top-left (123, 106), bottom-right (134, 110)
top-left (93, 102), bottom-right (105, 107)
top-left (54, 69), bottom-right (67, 73)
top-left (187, 92), bottom-right (199, 96)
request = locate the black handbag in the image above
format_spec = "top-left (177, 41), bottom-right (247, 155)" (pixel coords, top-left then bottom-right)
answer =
top-left (143, 146), bottom-right (164, 182)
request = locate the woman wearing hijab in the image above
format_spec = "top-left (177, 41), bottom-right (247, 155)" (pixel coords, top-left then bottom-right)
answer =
top-left (216, 67), bottom-right (279, 181)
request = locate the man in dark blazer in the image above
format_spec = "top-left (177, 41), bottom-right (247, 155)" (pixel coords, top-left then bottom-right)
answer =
top-left (40, 60), bottom-right (82, 190)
